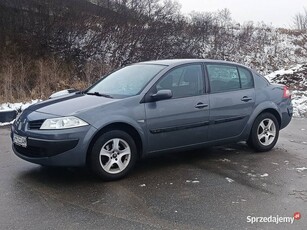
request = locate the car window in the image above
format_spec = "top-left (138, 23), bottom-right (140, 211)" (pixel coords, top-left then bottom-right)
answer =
top-left (87, 64), bottom-right (166, 98)
top-left (156, 64), bottom-right (204, 98)
top-left (207, 64), bottom-right (240, 93)
top-left (239, 67), bottom-right (254, 89)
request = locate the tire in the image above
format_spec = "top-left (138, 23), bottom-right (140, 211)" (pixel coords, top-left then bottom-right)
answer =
top-left (90, 130), bottom-right (137, 181)
top-left (248, 113), bottom-right (279, 152)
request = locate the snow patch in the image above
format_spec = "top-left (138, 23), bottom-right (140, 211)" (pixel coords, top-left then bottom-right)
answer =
top-left (247, 173), bottom-right (257, 177)
top-left (291, 91), bottom-right (307, 117)
top-left (260, 173), bottom-right (269, 177)
top-left (0, 100), bottom-right (40, 112)
top-left (0, 100), bottom-right (40, 126)
top-left (186, 180), bottom-right (200, 183)
top-left (265, 64), bottom-right (302, 82)
top-left (0, 120), bottom-right (15, 127)
top-left (265, 64), bottom-right (307, 117)
top-left (218, 158), bottom-right (231, 162)
top-left (225, 177), bottom-right (234, 183)
top-left (296, 167), bottom-right (307, 173)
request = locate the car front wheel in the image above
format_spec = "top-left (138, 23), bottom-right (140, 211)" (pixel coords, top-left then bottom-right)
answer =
top-left (248, 113), bottom-right (279, 152)
top-left (90, 130), bottom-right (137, 181)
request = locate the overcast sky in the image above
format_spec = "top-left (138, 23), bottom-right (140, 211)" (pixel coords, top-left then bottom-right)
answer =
top-left (177, 0), bottom-right (307, 28)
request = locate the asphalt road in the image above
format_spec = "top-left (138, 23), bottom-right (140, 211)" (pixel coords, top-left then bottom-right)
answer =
top-left (0, 119), bottom-right (306, 230)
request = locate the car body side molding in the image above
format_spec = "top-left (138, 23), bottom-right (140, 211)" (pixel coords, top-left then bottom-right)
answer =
top-left (150, 121), bottom-right (210, 134)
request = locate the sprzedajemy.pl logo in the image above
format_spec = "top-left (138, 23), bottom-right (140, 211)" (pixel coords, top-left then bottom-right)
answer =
top-left (247, 212), bottom-right (301, 225)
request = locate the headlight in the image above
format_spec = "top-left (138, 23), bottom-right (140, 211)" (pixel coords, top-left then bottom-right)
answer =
top-left (40, 116), bottom-right (89, 130)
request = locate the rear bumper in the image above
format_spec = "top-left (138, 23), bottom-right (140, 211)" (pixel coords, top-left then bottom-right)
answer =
top-left (280, 105), bottom-right (293, 130)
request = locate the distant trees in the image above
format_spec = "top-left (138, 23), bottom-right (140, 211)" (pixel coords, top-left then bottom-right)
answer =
top-left (292, 8), bottom-right (307, 64)
top-left (293, 8), bottom-right (307, 30)
top-left (0, 0), bottom-right (306, 102)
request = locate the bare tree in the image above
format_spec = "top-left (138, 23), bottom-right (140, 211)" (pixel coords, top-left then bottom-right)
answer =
top-left (293, 8), bottom-right (307, 30)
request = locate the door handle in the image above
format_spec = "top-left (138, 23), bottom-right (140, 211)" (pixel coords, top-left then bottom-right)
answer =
top-left (195, 103), bottom-right (208, 109)
top-left (241, 96), bottom-right (252, 102)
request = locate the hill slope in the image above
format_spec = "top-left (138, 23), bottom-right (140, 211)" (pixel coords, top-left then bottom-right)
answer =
top-left (266, 65), bottom-right (307, 117)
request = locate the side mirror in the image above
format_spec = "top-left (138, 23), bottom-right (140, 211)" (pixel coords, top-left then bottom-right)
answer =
top-left (151, 89), bottom-right (172, 101)
top-left (49, 89), bottom-right (79, 99)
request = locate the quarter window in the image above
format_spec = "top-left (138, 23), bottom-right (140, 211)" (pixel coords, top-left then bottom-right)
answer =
top-left (239, 67), bottom-right (254, 89)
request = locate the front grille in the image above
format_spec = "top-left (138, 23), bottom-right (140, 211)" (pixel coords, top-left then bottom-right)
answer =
top-left (28, 120), bottom-right (45, 130)
top-left (14, 144), bottom-right (46, 157)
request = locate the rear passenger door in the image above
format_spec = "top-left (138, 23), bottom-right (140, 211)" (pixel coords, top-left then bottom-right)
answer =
top-left (206, 63), bottom-right (255, 141)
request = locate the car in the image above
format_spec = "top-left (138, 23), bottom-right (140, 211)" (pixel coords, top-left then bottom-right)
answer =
top-left (11, 59), bottom-right (293, 180)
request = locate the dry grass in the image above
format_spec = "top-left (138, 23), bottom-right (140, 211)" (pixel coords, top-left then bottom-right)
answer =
top-left (0, 56), bottom-right (107, 103)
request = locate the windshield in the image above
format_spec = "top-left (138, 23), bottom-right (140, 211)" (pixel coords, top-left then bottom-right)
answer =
top-left (87, 64), bottom-right (166, 98)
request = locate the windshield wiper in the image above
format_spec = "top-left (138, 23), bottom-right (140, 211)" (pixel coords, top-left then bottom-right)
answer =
top-left (86, 92), bottom-right (113, 98)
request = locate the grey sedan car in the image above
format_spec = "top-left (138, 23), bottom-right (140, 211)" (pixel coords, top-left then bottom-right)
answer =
top-left (11, 59), bottom-right (293, 180)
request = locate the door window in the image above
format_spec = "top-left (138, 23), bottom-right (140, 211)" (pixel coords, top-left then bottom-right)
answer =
top-left (207, 64), bottom-right (254, 93)
top-left (156, 64), bottom-right (204, 98)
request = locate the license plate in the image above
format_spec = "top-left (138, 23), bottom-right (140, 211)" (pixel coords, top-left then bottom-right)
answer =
top-left (13, 134), bottom-right (27, 148)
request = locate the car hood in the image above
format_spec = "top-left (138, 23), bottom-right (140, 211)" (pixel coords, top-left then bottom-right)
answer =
top-left (27, 93), bottom-right (117, 116)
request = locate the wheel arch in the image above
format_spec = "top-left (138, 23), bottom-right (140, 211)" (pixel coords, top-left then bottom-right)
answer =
top-left (244, 102), bottom-right (282, 140)
top-left (247, 109), bottom-right (281, 152)
top-left (86, 122), bottom-right (144, 165)
top-left (257, 108), bottom-right (281, 128)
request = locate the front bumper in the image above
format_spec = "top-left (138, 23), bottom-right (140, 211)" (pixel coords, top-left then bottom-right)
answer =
top-left (13, 137), bottom-right (78, 158)
top-left (11, 121), bottom-right (97, 167)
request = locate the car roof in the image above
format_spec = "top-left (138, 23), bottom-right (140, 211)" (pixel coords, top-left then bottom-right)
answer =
top-left (137, 59), bottom-right (249, 68)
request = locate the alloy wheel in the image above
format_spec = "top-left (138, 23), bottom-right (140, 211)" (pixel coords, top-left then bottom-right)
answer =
top-left (257, 118), bottom-right (276, 146)
top-left (99, 138), bottom-right (131, 174)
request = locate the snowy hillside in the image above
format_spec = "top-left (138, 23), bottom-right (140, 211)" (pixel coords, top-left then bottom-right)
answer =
top-left (265, 64), bottom-right (307, 117)
top-left (266, 64), bottom-right (307, 90)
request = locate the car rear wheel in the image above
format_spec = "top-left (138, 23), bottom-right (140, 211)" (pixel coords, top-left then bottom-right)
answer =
top-left (248, 113), bottom-right (279, 152)
top-left (90, 130), bottom-right (137, 181)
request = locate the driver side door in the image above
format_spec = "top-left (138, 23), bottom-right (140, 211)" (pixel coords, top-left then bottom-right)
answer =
top-left (144, 64), bottom-right (210, 153)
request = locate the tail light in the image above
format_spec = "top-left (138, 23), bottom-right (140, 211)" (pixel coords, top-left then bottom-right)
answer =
top-left (283, 86), bottom-right (291, 98)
